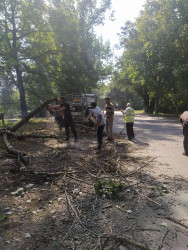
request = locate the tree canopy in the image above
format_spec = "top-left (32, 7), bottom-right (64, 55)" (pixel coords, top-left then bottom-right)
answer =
top-left (0, 0), bottom-right (112, 117)
top-left (114, 0), bottom-right (188, 114)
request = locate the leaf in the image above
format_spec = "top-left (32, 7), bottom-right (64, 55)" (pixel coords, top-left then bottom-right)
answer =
top-left (160, 222), bottom-right (168, 227)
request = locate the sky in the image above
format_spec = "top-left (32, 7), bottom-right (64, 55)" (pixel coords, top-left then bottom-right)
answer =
top-left (95, 0), bottom-right (146, 55)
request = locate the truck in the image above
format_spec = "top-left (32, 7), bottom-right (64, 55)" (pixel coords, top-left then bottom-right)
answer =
top-left (65, 93), bottom-right (97, 123)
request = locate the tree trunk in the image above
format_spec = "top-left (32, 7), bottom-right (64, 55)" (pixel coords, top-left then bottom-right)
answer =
top-left (143, 95), bottom-right (155, 114)
top-left (149, 98), bottom-right (155, 114)
top-left (11, 3), bottom-right (27, 118)
top-left (10, 97), bottom-right (57, 132)
top-left (16, 66), bottom-right (28, 117)
top-left (143, 94), bottom-right (150, 113)
top-left (155, 99), bottom-right (159, 115)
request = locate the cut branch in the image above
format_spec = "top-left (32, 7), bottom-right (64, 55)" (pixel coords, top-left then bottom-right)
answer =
top-left (10, 97), bottom-right (57, 132)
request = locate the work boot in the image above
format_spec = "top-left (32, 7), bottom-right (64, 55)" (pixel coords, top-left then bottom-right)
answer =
top-left (96, 144), bottom-right (102, 150)
top-left (74, 137), bottom-right (78, 142)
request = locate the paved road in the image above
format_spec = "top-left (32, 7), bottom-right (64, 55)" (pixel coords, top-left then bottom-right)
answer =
top-left (114, 111), bottom-right (188, 179)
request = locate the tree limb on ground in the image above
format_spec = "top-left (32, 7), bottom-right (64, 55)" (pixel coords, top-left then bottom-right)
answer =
top-left (10, 97), bottom-right (57, 132)
top-left (3, 133), bottom-right (27, 170)
top-left (0, 98), bottom-right (58, 171)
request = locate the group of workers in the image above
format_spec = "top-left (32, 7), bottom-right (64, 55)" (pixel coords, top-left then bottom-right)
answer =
top-left (48, 97), bottom-right (188, 156)
top-left (48, 96), bottom-right (135, 150)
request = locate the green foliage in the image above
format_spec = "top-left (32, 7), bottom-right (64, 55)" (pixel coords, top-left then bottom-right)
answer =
top-left (0, 0), bottom-right (113, 117)
top-left (94, 179), bottom-right (123, 198)
top-left (0, 214), bottom-right (9, 222)
top-left (117, 0), bottom-right (188, 114)
top-left (0, 120), bottom-right (17, 128)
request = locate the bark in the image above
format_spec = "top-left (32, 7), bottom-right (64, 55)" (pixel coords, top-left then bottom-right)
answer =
top-left (143, 94), bottom-right (155, 114)
top-left (11, 3), bottom-right (27, 117)
top-left (3, 133), bottom-right (27, 171)
top-left (10, 97), bottom-right (57, 132)
top-left (155, 99), bottom-right (159, 115)
top-left (169, 71), bottom-right (179, 116)
top-left (143, 94), bottom-right (150, 113)
top-left (149, 98), bottom-right (155, 114)
top-left (16, 67), bottom-right (28, 117)
top-left (0, 113), bottom-right (5, 127)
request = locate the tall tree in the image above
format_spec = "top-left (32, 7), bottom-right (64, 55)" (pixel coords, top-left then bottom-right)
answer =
top-left (0, 0), bottom-right (112, 116)
top-left (118, 0), bottom-right (188, 114)
top-left (0, 0), bottom-right (50, 117)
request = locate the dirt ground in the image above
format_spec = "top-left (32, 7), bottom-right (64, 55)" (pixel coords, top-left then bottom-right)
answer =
top-left (0, 118), bottom-right (188, 250)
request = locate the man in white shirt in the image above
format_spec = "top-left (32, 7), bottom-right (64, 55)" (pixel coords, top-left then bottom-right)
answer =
top-left (91, 102), bottom-right (106, 150)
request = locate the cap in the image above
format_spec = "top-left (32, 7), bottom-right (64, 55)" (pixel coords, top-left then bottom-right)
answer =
top-left (126, 103), bottom-right (131, 107)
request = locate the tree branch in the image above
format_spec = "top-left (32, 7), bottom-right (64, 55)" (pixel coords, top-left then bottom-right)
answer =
top-left (10, 97), bottom-right (57, 132)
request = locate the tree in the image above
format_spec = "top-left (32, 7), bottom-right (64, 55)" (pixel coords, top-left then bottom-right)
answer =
top-left (0, 0), bottom-right (50, 117)
top-left (0, 0), bottom-right (113, 117)
top-left (118, 0), bottom-right (188, 114)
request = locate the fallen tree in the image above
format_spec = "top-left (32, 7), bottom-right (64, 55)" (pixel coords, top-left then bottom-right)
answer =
top-left (10, 97), bottom-right (57, 132)
top-left (0, 97), bottom-right (58, 171)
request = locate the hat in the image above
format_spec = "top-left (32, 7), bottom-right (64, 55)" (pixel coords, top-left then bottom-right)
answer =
top-left (105, 97), bottom-right (110, 100)
top-left (126, 103), bottom-right (131, 107)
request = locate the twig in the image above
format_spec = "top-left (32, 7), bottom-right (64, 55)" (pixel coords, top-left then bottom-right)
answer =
top-left (61, 219), bottom-right (76, 243)
top-left (114, 125), bottom-right (126, 138)
top-left (135, 190), bottom-right (162, 206)
top-left (66, 174), bottom-right (92, 186)
top-left (165, 216), bottom-right (188, 229)
top-left (64, 189), bottom-right (101, 236)
top-left (128, 157), bottom-right (157, 176)
top-left (112, 236), bottom-right (152, 250)
top-left (157, 228), bottom-right (169, 250)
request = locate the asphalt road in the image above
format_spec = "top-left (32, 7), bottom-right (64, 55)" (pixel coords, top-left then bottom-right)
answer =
top-left (114, 111), bottom-right (188, 179)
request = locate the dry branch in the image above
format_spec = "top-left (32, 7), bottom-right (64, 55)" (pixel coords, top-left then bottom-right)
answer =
top-left (3, 133), bottom-right (27, 170)
top-left (112, 236), bottom-right (152, 250)
top-left (165, 216), bottom-right (188, 229)
top-left (0, 129), bottom-right (59, 139)
top-left (10, 97), bottom-right (57, 132)
top-left (3, 133), bottom-right (25, 159)
top-left (64, 189), bottom-right (101, 237)
top-left (157, 228), bottom-right (169, 250)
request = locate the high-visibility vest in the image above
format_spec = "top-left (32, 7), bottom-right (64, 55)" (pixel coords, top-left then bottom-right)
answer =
top-left (124, 107), bottom-right (135, 123)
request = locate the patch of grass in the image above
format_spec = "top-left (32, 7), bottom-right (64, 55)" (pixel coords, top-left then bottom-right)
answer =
top-left (0, 120), bottom-right (17, 128)
top-left (135, 110), bottom-right (145, 114)
top-left (153, 112), bottom-right (178, 117)
top-left (95, 180), bottom-right (123, 198)
top-left (0, 214), bottom-right (9, 222)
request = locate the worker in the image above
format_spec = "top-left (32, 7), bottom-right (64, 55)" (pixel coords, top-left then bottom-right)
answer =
top-left (180, 111), bottom-right (188, 156)
top-left (104, 97), bottom-right (114, 141)
top-left (49, 97), bottom-right (78, 142)
top-left (54, 101), bottom-right (64, 131)
top-left (91, 102), bottom-right (106, 150)
top-left (121, 103), bottom-right (135, 141)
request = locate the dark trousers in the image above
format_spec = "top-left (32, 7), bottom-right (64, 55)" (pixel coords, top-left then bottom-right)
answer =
top-left (65, 119), bottom-right (77, 139)
top-left (183, 124), bottom-right (188, 155)
top-left (126, 122), bottom-right (134, 140)
top-left (97, 125), bottom-right (105, 145)
top-left (55, 116), bottom-right (63, 131)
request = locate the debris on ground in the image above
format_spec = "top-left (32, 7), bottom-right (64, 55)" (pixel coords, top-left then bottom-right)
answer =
top-left (0, 120), bottom-right (188, 249)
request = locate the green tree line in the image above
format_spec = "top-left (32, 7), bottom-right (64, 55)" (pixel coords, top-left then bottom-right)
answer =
top-left (0, 0), bottom-right (112, 117)
top-left (109, 0), bottom-right (188, 114)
